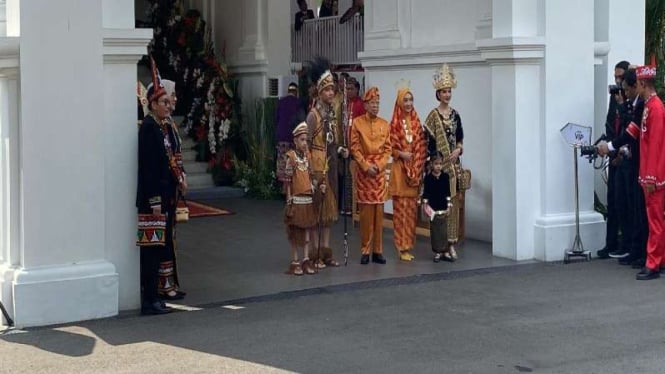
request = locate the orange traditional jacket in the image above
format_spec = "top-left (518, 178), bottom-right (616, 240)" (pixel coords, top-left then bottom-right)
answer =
top-left (350, 113), bottom-right (391, 204)
top-left (284, 149), bottom-right (314, 196)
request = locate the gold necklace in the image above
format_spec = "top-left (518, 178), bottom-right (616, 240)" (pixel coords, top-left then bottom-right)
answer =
top-left (402, 118), bottom-right (413, 144)
top-left (294, 150), bottom-right (309, 171)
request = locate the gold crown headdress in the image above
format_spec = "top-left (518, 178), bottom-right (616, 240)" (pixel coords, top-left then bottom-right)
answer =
top-left (394, 78), bottom-right (411, 91)
top-left (432, 64), bottom-right (457, 90)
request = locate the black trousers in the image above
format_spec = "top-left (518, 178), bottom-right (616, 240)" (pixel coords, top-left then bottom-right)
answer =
top-left (140, 246), bottom-right (164, 304)
top-left (605, 164), bottom-right (619, 251)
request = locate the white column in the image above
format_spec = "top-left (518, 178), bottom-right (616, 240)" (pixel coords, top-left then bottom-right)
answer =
top-left (0, 1), bottom-right (6, 37)
top-left (533, 0), bottom-right (604, 261)
top-left (102, 0), bottom-right (152, 311)
top-left (11, 0), bottom-right (118, 327)
top-left (363, 0), bottom-right (401, 51)
top-left (0, 37), bottom-right (19, 326)
top-left (478, 0), bottom-right (545, 260)
top-left (234, 0), bottom-right (268, 105)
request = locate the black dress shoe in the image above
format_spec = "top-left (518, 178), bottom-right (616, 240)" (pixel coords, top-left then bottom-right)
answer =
top-left (618, 254), bottom-right (638, 266)
top-left (175, 290), bottom-right (187, 297)
top-left (141, 301), bottom-right (172, 315)
top-left (596, 247), bottom-right (612, 259)
top-left (636, 268), bottom-right (660, 281)
top-left (371, 253), bottom-right (386, 264)
top-left (360, 255), bottom-right (370, 265)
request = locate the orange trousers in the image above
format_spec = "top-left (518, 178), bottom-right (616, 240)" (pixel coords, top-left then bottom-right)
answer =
top-left (359, 203), bottom-right (384, 255)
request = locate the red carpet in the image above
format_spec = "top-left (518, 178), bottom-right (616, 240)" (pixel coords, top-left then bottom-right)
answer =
top-left (178, 200), bottom-right (234, 218)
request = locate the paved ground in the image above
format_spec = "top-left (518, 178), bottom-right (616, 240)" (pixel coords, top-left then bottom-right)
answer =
top-left (2, 198), bottom-right (662, 373)
top-left (170, 198), bottom-right (521, 307)
top-left (1, 259), bottom-right (663, 374)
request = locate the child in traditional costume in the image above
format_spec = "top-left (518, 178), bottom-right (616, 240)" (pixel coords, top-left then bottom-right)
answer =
top-left (284, 122), bottom-right (324, 275)
top-left (422, 152), bottom-right (453, 262)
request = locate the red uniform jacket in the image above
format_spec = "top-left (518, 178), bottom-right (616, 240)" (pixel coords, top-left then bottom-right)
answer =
top-left (638, 94), bottom-right (665, 187)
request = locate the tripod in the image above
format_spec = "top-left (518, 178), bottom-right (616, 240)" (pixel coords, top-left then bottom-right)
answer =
top-left (563, 145), bottom-right (592, 264)
top-left (0, 300), bottom-right (13, 327)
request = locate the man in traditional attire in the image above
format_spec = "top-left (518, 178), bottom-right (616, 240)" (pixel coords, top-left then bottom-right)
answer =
top-left (350, 87), bottom-right (392, 265)
top-left (306, 57), bottom-right (347, 267)
top-left (136, 59), bottom-right (186, 315)
top-left (424, 64), bottom-right (466, 260)
top-left (389, 86), bottom-right (427, 261)
top-left (599, 65), bottom-right (665, 280)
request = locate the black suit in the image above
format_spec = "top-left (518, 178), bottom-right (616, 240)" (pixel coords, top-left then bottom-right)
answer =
top-left (612, 97), bottom-right (647, 260)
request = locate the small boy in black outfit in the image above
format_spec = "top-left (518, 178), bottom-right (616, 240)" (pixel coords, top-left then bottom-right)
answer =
top-left (421, 152), bottom-right (453, 262)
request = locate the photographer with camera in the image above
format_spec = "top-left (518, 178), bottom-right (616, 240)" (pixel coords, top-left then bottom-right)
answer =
top-left (597, 67), bottom-right (646, 268)
top-left (596, 61), bottom-right (631, 260)
top-left (599, 65), bottom-right (665, 280)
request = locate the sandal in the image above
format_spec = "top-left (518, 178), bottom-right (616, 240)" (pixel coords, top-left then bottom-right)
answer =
top-left (285, 261), bottom-right (303, 276)
top-left (449, 245), bottom-right (458, 260)
top-left (324, 257), bottom-right (340, 267)
top-left (443, 252), bottom-right (455, 262)
top-left (314, 258), bottom-right (327, 269)
top-left (399, 251), bottom-right (413, 261)
top-left (302, 259), bottom-right (316, 275)
top-left (433, 253), bottom-right (442, 263)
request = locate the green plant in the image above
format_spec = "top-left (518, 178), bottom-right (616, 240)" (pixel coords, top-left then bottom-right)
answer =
top-left (645, 0), bottom-right (665, 97)
top-left (233, 98), bottom-right (281, 199)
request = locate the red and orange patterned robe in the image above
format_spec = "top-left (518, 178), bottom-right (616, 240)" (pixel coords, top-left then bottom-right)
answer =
top-left (388, 90), bottom-right (427, 253)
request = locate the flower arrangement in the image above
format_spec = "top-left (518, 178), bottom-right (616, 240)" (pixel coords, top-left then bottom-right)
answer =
top-left (147, 0), bottom-right (242, 173)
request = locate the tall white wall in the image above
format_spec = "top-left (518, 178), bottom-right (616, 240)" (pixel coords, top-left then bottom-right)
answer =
top-left (361, 0), bottom-right (493, 242)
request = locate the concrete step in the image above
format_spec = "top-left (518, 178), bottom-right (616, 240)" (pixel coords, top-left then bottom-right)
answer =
top-left (184, 161), bottom-right (208, 174)
top-left (182, 149), bottom-right (197, 162)
top-left (187, 172), bottom-right (214, 189)
top-left (181, 137), bottom-right (197, 150)
top-left (172, 115), bottom-right (185, 126)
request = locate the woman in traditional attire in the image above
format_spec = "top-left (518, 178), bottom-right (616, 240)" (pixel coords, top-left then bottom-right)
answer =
top-left (389, 86), bottom-right (427, 261)
top-left (424, 64), bottom-right (466, 260)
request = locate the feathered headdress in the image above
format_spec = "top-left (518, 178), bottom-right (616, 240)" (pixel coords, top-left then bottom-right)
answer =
top-left (148, 56), bottom-right (167, 103)
top-left (306, 57), bottom-right (334, 93)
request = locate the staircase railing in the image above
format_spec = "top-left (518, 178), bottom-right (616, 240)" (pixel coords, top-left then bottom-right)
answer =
top-left (291, 15), bottom-right (363, 65)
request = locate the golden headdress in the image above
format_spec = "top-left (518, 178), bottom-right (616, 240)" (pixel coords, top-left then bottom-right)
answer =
top-left (432, 63), bottom-right (457, 90)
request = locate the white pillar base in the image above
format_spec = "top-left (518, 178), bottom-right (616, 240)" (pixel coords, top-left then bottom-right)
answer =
top-left (11, 261), bottom-right (118, 328)
top-left (534, 212), bottom-right (605, 262)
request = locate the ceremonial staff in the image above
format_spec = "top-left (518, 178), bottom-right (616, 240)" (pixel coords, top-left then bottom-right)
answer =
top-left (341, 77), bottom-right (351, 266)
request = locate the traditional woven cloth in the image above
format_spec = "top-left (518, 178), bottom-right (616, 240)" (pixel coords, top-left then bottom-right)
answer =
top-left (393, 197), bottom-right (418, 251)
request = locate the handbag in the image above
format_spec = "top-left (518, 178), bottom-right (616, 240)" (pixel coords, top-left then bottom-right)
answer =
top-left (136, 213), bottom-right (167, 247)
top-left (457, 165), bottom-right (472, 190)
top-left (176, 195), bottom-right (189, 223)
